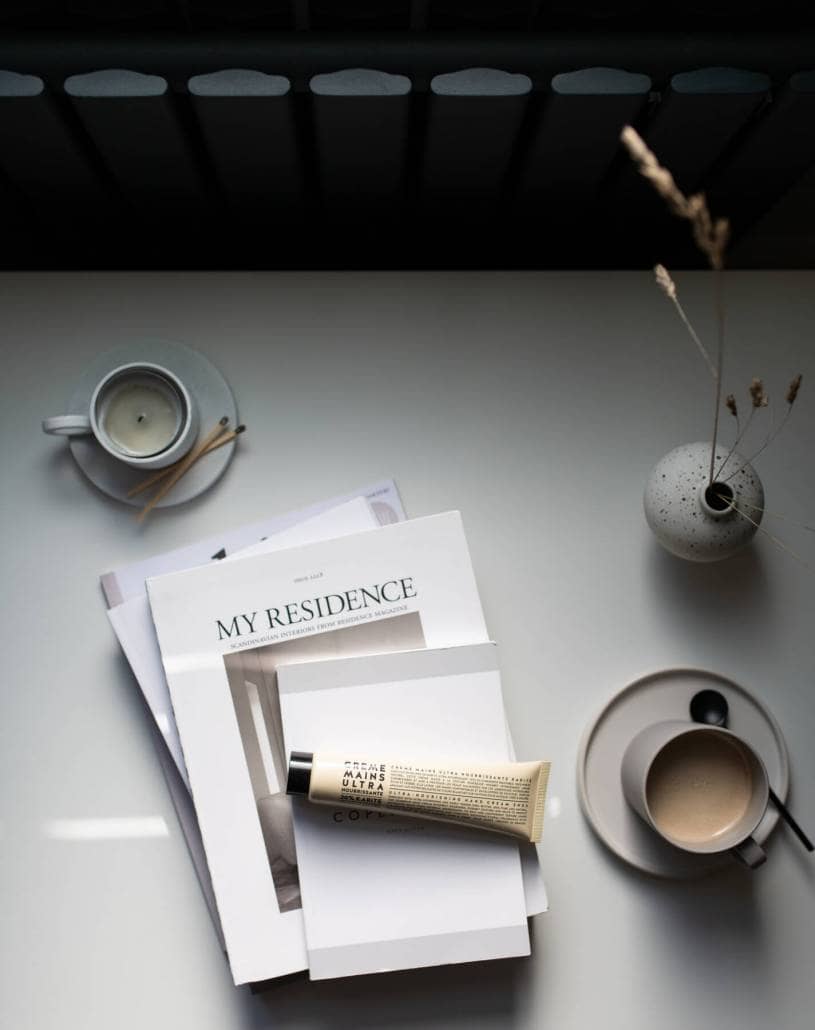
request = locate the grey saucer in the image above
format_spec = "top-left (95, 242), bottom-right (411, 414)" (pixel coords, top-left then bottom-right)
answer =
top-left (65, 339), bottom-right (238, 508)
top-left (577, 668), bottom-right (789, 878)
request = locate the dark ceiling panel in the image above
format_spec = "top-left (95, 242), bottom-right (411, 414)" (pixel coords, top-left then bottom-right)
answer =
top-left (183, 2), bottom-right (294, 29)
top-left (421, 67), bottom-right (531, 215)
top-left (65, 69), bottom-right (210, 221)
top-left (0, 29), bottom-right (813, 268)
top-left (310, 69), bottom-right (412, 216)
top-left (188, 70), bottom-right (304, 225)
top-left (731, 160), bottom-right (815, 268)
top-left (707, 71), bottom-right (815, 243)
top-left (514, 67), bottom-right (651, 218)
top-left (310, 1), bottom-right (411, 29)
top-left (0, 70), bottom-right (115, 227)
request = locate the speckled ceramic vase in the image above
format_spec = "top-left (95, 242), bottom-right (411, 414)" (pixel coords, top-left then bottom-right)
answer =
top-left (643, 441), bottom-right (764, 562)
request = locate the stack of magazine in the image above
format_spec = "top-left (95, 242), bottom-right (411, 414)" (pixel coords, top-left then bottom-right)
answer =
top-left (103, 480), bottom-right (548, 986)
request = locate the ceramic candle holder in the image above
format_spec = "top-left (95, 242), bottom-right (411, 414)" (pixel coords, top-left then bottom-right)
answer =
top-left (43, 361), bottom-right (199, 470)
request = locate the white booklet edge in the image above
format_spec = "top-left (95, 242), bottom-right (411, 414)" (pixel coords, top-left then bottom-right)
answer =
top-left (279, 643), bottom-right (532, 979)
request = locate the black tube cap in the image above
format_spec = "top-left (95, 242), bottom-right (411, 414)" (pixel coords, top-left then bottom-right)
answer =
top-left (286, 751), bottom-right (313, 796)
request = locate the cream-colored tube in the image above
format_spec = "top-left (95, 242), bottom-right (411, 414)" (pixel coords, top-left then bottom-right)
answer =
top-left (286, 751), bottom-right (551, 843)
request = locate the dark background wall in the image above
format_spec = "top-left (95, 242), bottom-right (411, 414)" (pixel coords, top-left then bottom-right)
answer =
top-left (1, 2), bottom-right (813, 269)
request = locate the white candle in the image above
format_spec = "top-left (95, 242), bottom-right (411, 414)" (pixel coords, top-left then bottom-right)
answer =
top-left (99, 373), bottom-right (182, 457)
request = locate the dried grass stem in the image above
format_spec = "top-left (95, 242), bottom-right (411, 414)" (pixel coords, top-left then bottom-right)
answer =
top-left (722, 497), bottom-right (814, 572)
top-left (654, 265), bottom-right (716, 379)
top-left (620, 126), bottom-right (730, 270)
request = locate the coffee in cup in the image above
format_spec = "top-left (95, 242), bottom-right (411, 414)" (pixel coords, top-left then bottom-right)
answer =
top-left (622, 721), bottom-right (769, 868)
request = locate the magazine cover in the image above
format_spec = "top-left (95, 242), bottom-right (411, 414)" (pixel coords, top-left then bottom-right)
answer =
top-left (146, 512), bottom-right (489, 985)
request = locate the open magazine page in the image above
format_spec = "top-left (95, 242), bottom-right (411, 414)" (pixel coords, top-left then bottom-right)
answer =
top-left (146, 512), bottom-right (488, 985)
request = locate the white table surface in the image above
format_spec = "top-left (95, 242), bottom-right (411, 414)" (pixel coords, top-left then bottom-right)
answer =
top-left (1, 271), bottom-right (814, 1030)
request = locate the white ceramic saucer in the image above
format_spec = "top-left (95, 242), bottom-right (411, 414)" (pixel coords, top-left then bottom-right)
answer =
top-left (63, 339), bottom-right (238, 509)
top-left (577, 668), bottom-right (790, 878)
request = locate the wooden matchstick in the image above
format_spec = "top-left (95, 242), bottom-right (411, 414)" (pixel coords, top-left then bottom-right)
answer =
top-left (137, 416), bottom-right (228, 522)
top-left (204, 423), bottom-right (245, 455)
top-left (127, 462), bottom-right (181, 500)
top-left (127, 424), bottom-right (245, 499)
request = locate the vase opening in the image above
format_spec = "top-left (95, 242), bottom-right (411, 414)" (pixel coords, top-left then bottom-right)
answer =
top-left (703, 481), bottom-right (735, 514)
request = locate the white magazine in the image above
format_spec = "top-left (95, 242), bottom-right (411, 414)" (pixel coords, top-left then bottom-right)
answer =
top-left (278, 644), bottom-right (531, 980)
top-left (146, 512), bottom-right (490, 985)
top-left (110, 497), bottom-right (381, 784)
top-left (101, 478), bottom-right (405, 607)
top-left (105, 488), bottom-right (546, 980)
top-left (109, 492), bottom-right (392, 964)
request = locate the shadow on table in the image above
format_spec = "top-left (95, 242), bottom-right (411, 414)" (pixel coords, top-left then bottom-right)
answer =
top-left (238, 938), bottom-right (534, 1029)
top-left (582, 808), bottom-right (777, 1006)
top-left (645, 541), bottom-right (776, 637)
top-left (638, 861), bottom-right (764, 942)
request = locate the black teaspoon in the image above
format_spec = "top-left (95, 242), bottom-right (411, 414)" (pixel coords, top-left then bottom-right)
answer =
top-left (689, 689), bottom-right (814, 853)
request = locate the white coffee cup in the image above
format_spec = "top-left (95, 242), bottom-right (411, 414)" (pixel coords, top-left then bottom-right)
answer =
top-left (621, 721), bottom-right (769, 868)
top-left (43, 362), bottom-right (199, 470)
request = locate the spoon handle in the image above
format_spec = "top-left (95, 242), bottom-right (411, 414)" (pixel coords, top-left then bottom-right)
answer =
top-left (769, 788), bottom-right (814, 853)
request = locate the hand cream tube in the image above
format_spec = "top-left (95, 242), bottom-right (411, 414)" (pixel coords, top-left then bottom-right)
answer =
top-left (286, 751), bottom-right (551, 844)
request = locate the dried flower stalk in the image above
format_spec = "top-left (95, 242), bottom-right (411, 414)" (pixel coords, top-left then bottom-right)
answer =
top-left (654, 263), bottom-right (676, 299)
top-left (723, 498), bottom-right (814, 572)
top-left (749, 377), bottom-right (769, 408)
top-left (708, 288), bottom-right (725, 484)
top-left (654, 265), bottom-right (716, 379)
top-left (726, 494), bottom-right (815, 534)
top-left (721, 373), bottom-right (803, 484)
top-left (787, 373), bottom-right (803, 405)
top-left (621, 125), bottom-right (806, 525)
top-left (621, 125), bottom-right (730, 483)
top-left (714, 380), bottom-right (766, 480)
top-left (620, 126), bottom-right (730, 271)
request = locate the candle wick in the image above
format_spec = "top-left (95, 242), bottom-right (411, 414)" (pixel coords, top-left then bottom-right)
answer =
top-left (137, 413), bottom-right (146, 423)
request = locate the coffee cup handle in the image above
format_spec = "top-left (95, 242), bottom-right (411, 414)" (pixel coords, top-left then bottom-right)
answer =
top-left (731, 836), bottom-right (767, 869)
top-left (42, 415), bottom-right (92, 437)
